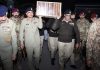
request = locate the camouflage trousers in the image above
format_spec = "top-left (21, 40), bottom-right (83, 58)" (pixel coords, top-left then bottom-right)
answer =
top-left (80, 40), bottom-right (87, 61)
top-left (90, 35), bottom-right (100, 70)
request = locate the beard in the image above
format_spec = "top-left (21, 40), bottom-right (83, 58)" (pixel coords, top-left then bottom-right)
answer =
top-left (13, 15), bottom-right (19, 18)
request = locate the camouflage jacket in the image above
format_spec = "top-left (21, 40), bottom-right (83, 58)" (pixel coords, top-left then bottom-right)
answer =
top-left (10, 16), bottom-right (21, 32)
top-left (86, 18), bottom-right (100, 65)
top-left (76, 18), bottom-right (90, 41)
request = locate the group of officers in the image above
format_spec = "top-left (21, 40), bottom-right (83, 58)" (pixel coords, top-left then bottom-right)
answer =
top-left (0, 4), bottom-right (100, 70)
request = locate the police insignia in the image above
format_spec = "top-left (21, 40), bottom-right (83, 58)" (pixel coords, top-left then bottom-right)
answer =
top-left (69, 23), bottom-right (74, 26)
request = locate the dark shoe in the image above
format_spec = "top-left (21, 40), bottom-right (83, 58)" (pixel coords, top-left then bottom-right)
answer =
top-left (51, 58), bottom-right (55, 65)
top-left (70, 65), bottom-right (77, 69)
top-left (35, 67), bottom-right (39, 70)
top-left (60, 66), bottom-right (64, 70)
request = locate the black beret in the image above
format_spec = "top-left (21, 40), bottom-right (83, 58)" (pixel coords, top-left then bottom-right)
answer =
top-left (64, 9), bottom-right (71, 14)
top-left (25, 7), bottom-right (34, 13)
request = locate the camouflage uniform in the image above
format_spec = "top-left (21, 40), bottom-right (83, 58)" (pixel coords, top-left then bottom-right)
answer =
top-left (76, 18), bottom-right (90, 61)
top-left (10, 16), bottom-right (22, 69)
top-left (86, 18), bottom-right (100, 70)
top-left (77, 18), bottom-right (90, 41)
top-left (10, 16), bottom-right (21, 33)
top-left (10, 16), bottom-right (21, 46)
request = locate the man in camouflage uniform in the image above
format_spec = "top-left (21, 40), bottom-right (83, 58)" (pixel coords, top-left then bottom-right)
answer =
top-left (76, 11), bottom-right (90, 62)
top-left (19, 7), bottom-right (42, 70)
top-left (10, 8), bottom-right (23, 70)
top-left (10, 8), bottom-right (21, 32)
top-left (10, 8), bottom-right (21, 49)
top-left (0, 5), bottom-right (17, 70)
top-left (86, 18), bottom-right (100, 70)
top-left (10, 8), bottom-right (21, 38)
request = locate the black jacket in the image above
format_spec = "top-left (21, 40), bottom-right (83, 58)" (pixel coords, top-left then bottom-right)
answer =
top-left (46, 18), bottom-right (58, 37)
top-left (52, 19), bottom-right (80, 43)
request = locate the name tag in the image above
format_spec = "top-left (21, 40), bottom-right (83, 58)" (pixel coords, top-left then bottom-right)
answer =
top-left (26, 24), bottom-right (29, 25)
top-left (25, 24), bottom-right (30, 28)
top-left (69, 23), bottom-right (74, 26)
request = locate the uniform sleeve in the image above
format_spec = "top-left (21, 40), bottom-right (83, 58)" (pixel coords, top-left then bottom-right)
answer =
top-left (19, 20), bottom-right (25, 44)
top-left (36, 17), bottom-right (43, 29)
top-left (16, 19), bottom-right (21, 33)
top-left (76, 19), bottom-right (80, 29)
top-left (86, 23), bottom-right (97, 60)
top-left (11, 22), bottom-right (18, 56)
top-left (85, 20), bottom-right (91, 38)
top-left (74, 23), bottom-right (80, 44)
top-left (76, 20), bottom-right (80, 25)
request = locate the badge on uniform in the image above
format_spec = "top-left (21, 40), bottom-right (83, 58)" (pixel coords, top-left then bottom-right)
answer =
top-left (26, 24), bottom-right (29, 25)
top-left (69, 22), bottom-right (74, 26)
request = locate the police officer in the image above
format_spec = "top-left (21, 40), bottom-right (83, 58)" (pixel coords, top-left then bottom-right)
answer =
top-left (86, 18), bottom-right (100, 70)
top-left (0, 5), bottom-right (17, 70)
top-left (52, 10), bottom-right (80, 70)
top-left (19, 7), bottom-right (42, 70)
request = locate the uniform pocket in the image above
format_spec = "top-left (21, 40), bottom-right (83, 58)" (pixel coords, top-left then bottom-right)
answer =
top-left (4, 35), bottom-right (11, 43)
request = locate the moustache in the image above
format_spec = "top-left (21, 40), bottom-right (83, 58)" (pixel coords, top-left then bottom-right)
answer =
top-left (14, 15), bottom-right (19, 18)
